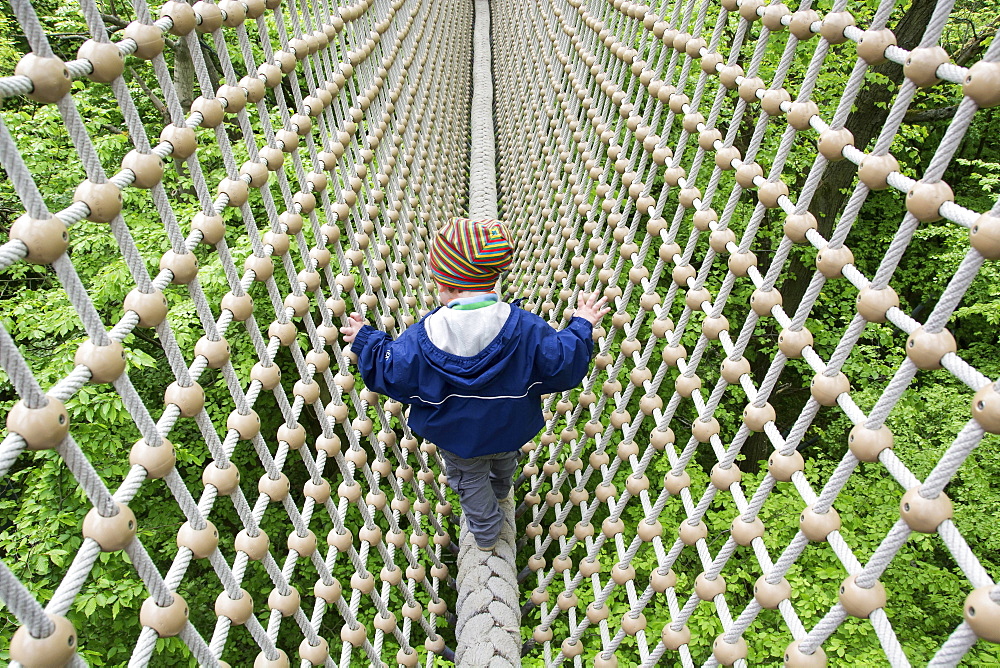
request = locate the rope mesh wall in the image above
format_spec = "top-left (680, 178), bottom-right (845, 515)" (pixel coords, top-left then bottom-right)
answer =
top-left (2, 0), bottom-right (470, 664)
top-left (0, 0), bottom-right (998, 665)
top-left (492, 0), bottom-right (1000, 666)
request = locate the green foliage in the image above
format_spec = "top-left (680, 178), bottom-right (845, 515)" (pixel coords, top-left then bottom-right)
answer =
top-left (1, 0), bottom-right (999, 665)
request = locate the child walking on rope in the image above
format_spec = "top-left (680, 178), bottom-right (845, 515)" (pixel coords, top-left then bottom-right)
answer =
top-left (340, 217), bottom-right (610, 551)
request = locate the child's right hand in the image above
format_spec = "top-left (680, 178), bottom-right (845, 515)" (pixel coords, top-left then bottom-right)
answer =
top-left (574, 292), bottom-right (611, 325)
top-left (339, 313), bottom-right (366, 343)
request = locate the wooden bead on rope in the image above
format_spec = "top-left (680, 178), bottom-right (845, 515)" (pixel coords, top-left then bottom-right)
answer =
top-left (679, 519), bottom-right (708, 545)
top-left (784, 640), bottom-right (828, 666)
top-left (759, 180), bottom-right (789, 207)
top-left (675, 374), bottom-right (702, 397)
top-left (268, 320), bottom-right (296, 345)
top-left (10, 214), bottom-right (68, 264)
top-left (964, 587), bottom-right (1000, 642)
top-left (964, 61), bottom-right (1000, 108)
top-left (786, 100), bottom-right (818, 130)
top-left (839, 575), bottom-right (886, 618)
top-left (700, 314), bottom-right (729, 340)
top-left (661, 623), bottom-right (691, 650)
top-left (160, 0), bottom-right (197, 35)
top-left (125, 288), bottom-right (169, 328)
top-left (715, 146), bottom-right (740, 171)
top-left (768, 450), bottom-right (804, 481)
top-left (710, 462), bottom-right (742, 490)
top-left (778, 328), bottom-right (813, 358)
top-left (905, 326), bottom-right (956, 369)
top-left (396, 649), bottom-right (419, 668)
top-left (695, 573), bottom-right (726, 600)
top-left (729, 250), bottom-right (758, 276)
top-left (9, 614), bottom-right (77, 668)
top-left (140, 592), bottom-right (189, 637)
top-left (258, 472), bottom-right (289, 502)
top-left (761, 88), bottom-right (791, 116)
top-left (847, 423), bottom-right (893, 462)
top-left (905, 180), bottom-right (954, 222)
top-left (298, 638), bottom-right (328, 667)
top-left (621, 612), bottom-right (647, 636)
top-left (74, 179), bottom-right (122, 222)
top-left (288, 529), bottom-right (317, 557)
top-left (970, 213), bottom-right (1000, 259)
top-left (82, 501), bottom-right (136, 551)
top-left (6, 394), bottom-right (70, 451)
top-left (755, 575), bottom-right (792, 609)
top-left (193, 335), bottom-right (228, 368)
top-left (250, 362), bottom-right (280, 390)
top-left (314, 577), bottom-right (342, 604)
top-left (720, 356), bottom-right (751, 384)
top-left (810, 371), bottom-right (850, 405)
top-left (738, 76), bottom-right (765, 104)
top-left (240, 74), bottom-right (265, 102)
top-left (731, 517), bottom-right (765, 545)
top-left (561, 638), bottom-right (584, 658)
top-left (227, 409), bottom-right (260, 439)
top-left (253, 650), bottom-right (289, 668)
top-left (122, 150), bottom-right (163, 188)
top-left (235, 528), bottom-right (269, 560)
top-left (857, 28), bottom-right (896, 65)
top-left (799, 505), bottom-right (840, 542)
top-left (203, 460), bottom-right (240, 495)
top-left (215, 589), bottom-right (253, 625)
top-left (816, 244), bottom-right (854, 278)
top-left (130, 437), bottom-right (175, 478)
top-left (719, 64), bottom-right (742, 89)
top-left (15, 53), bottom-right (71, 103)
top-left (900, 487), bottom-right (952, 533)
top-left (972, 384), bottom-right (1000, 433)
top-left (191, 212), bottom-right (225, 245)
top-left (268, 587), bottom-right (300, 617)
top-left (904, 46), bottom-right (950, 87)
top-left (713, 635), bottom-right (748, 666)
top-left (856, 286), bottom-right (899, 322)
top-left (326, 528), bottom-right (352, 552)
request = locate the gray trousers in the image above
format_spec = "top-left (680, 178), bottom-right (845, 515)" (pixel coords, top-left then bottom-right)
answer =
top-left (439, 449), bottom-right (520, 548)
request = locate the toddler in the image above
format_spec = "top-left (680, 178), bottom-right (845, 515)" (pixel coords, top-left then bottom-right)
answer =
top-left (340, 217), bottom-right (609, 550)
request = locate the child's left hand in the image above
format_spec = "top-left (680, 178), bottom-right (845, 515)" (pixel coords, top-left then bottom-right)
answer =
top-left (339, 313), bottom-right (366, 343)
top-left (574, 292), bottom-right (611, 325)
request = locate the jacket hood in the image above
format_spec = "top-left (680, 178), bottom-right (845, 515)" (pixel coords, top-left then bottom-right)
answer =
top-left (412, 307), bottom-right (523, 387)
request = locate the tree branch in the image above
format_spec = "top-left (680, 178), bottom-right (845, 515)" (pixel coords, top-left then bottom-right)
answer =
top-left (127, 66), bottom-right (168, 121)
top-left (200, 38), bottom-right (223, 92)
top-left (100, 13), bottom-right (128, 32)
top-left (952, 17), bottom-right (1000, 67)
top-left (904, 105), bottom-right (959, 124)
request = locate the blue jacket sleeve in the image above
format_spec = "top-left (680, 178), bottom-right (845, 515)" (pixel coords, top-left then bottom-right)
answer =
top-left (352, 325), bottom-right (422, 403)
top-left (527, 315), bottom-right (594, 393)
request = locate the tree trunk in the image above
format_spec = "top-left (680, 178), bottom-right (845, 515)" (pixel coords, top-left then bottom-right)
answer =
top-left (738, 0), bottom-right (939, 472)
top-left (174, 38), bottom-right (195, 113)
top-left (778, 0), bottom-right (939, 317)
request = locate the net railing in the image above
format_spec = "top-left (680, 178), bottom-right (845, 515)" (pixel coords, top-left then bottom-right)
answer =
top-left (492, 0), bottom-right (999, 666)
top-left (0, 0), bottom-right (998, 665)
top-left (2, 0), bottom-right (470, 665)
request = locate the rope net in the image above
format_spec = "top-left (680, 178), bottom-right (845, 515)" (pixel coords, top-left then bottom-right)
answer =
top-left (0, 0), bottom-right (997, 665)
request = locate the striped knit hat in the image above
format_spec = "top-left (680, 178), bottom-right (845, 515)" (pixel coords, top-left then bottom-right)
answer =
top-left (429, 217), bottom-right (514, 290)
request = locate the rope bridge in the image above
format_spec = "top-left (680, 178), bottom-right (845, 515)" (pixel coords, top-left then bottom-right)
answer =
top-left (0, 0), bottom-right (998, 665)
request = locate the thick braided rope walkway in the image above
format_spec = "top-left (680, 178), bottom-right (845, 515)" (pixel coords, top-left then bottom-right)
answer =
top-left (1, 0), bottom-right (999, 666)
top-left (451, 2), bottom-right (523, 667)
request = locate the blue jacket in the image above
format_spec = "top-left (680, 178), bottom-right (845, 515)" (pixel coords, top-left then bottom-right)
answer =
top-left (352, 306), bottom-right (594, 458)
